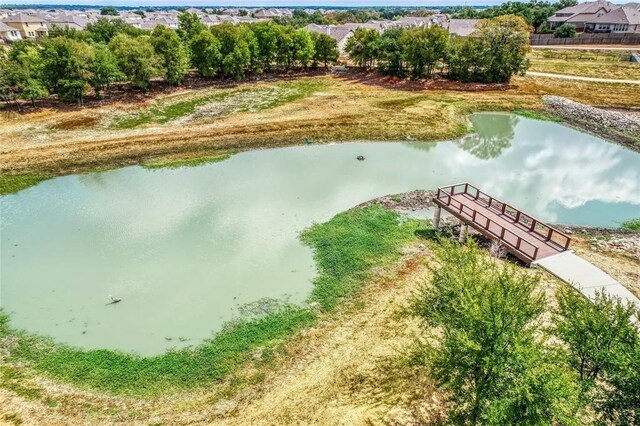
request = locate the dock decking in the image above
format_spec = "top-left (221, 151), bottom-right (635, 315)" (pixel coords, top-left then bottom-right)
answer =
top-left (433, 183), bottom-right (571, 264)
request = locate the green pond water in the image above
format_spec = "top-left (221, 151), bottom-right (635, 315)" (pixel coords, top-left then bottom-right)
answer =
top-left (1, 113), bottom-right (639, 355)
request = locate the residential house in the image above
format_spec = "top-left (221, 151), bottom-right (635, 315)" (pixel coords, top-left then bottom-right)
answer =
top-left (47, 14), bottom-right (89, 31)
top-left (0, 20), bottom-right (22, 42)
top-left (587, 5), bottom-right (640, 32)
top-left (443, 19), bottom-right (481, 36)
top-left (254, 8), bottom-right (292, 19)
top-left (2, 13), bottom-right (48, 38)
top-left (547, 0), bottom-right (614, 30)
top-left (304, 23), bottom-right (356, 54)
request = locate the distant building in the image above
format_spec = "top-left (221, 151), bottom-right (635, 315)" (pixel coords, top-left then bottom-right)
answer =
top-left (443, 19), bottom-right (481, 37)
top-left (547, 0), bottom-right (614, 30)
top-left (47, 14), bottom-right (89, 31)
top-left (2, 13), bottom-right (48, 38)
top-left (305, 23), bottom-right (355, 53)
top-left (254, 8), bottom-right (292, 19)
top-left (587, 5), bottom-right (640, 32)
top-left (0, 20), bottom-right (22, 42)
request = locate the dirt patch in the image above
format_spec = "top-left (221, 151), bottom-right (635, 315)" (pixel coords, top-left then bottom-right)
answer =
top-left (49, 115), bottom-right (101, 131)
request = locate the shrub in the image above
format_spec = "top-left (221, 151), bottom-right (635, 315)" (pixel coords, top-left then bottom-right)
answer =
top-left (554, 23), bottom-right (577, 38)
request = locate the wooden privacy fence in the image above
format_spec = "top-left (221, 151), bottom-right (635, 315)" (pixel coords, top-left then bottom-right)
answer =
top-left (530, 33), bottom-right (640, 46)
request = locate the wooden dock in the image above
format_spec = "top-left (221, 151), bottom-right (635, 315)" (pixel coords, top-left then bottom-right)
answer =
top-left (433, 183), bottom-right (571, 265)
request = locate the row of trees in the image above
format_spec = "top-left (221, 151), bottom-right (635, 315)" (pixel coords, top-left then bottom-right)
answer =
top-left (415, 238), bottom-right (640, 425)
top-left (0, 17), bottom-right (339, 107)
top-left (346, 15), bottom-right (531, 83)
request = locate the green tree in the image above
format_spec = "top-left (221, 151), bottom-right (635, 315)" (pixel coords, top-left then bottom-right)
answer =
top-left (275, 25), bottom-right (297, 69)
top-left (251, 21), bottom-right (279, 72)
top-left (211, 23), bottom-right (254, 79)
top-left (190, 30), bottom-right (222, 77)
top-left (554, 23), bottom-right (577, 38)
top-left (311, 32), bottom-right (339, 68)
top-left (294, 29), bottom-right (315, 68)
top-left (447, 35), bottom-right (484, 82)
top-left (400, 26), bottom-right (449, 78)
top-left (414, 239), bottom-right (583, 425)
top-left (109, 34), bottom-right (159, 92)
top-left (177, 11), bottom-right (206, 43)
top-left (86, 18), bottom-right (146, 44)
top-left (20, 78), bottom-right (48, 106)
top-left (554, 288), bottom-right (639, 424)
top-left (345, 28), bottom-right (379, 69)
top-left (151, 26), bottom-right (189, 86)
top-left (0, 56), bottom-right (28, 110)
top-left (89, 43), bottom-right (123, 97)
top-left (448, 15), bottom-right (530, 83)
top-left (376, 27), bottom-right (406, 77)
top-left (478, 15), bottom-right (530, 83)
top-left (100, 6), bottom-right (119, 16)
top-left (40, 37), bottom-right (94, 104)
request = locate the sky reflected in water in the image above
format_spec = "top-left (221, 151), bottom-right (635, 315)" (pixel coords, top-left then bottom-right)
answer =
top-left (1, 113), bottom-right (639, 355)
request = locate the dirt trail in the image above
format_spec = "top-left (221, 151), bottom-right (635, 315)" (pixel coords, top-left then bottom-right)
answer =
top-left (526, 71), bottom-right (640, 84)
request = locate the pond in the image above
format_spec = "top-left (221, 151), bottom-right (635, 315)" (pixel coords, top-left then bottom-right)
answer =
top-left (1, 113), bottom-right (639, 355)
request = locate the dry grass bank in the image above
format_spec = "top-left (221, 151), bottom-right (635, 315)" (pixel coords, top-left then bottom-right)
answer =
top-left (1, 73), bottom-right (639, 180)
top-left (528, 49), bottom-right (640, 80)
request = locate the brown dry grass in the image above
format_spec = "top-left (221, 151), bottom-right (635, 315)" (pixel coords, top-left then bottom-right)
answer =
top-left (1, 73), bottom-right (639, 178)
top-left (529, 49), bottom-right (640, 81)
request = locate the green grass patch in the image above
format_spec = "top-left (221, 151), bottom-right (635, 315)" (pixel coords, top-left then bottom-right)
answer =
top-left (621, 218), bottom-right (640, 232)
top-left (141, 151), bottom-right (236, 170)
top-left (111, 78), bottom-right (328, 130)
top-left (1, 205), bottom-right (427, 396)
top-left (301, 206), bottom-right (427, 311)
top-left (0, 173), bottom-right (51, 195)
top-left (513, 109), bottom-right (562, 122)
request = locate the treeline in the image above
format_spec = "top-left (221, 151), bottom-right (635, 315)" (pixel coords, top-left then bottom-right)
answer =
top-left (451, 0), bottom-right (578, 32)
top-left (346, 15), bottom-right (531, 83)
top-left (273, 8), bottom-right (436, 27)
top-left (0, 15), bottom-right (339, 107)
top-left (415, 239), bottom-right (640, 424)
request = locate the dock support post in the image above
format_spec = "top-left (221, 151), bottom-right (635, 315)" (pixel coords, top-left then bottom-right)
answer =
top-left (459, 223), bottom-right (468, 244)
top-left (433, 206), bottom-right (442, 230)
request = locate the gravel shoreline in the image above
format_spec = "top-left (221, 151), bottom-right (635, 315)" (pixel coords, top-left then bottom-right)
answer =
top-left (542, 96), bottom-right (640, 151)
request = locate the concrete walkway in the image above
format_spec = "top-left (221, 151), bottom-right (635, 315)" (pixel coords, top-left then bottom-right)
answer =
top-left (534, 251), bottom-right (640, 310)
top-left (526, 71), bottom-right (640, 85)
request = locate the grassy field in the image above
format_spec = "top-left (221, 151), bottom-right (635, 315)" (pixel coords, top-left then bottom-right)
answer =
top-left (528, 49), bottom-right (640, 80)
top-left (0, 206), bottom-right (427, 398)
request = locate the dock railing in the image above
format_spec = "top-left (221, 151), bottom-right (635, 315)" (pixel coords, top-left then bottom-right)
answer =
top-left (434, 183), bottom-right (571, 260)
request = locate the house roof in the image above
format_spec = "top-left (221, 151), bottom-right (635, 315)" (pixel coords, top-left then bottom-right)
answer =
top-left (0, 21), bottom-right (16, 32)
top-left (590, 6), bottom-right (640, 24)
top-left (555, 0), bottom-right (613, 15)
top-left (3, 13), bottom-right (43, 23)
top-left (304, 23), bottom-right (354, 43)
top-left (444, 19), bottom-right (481, 36)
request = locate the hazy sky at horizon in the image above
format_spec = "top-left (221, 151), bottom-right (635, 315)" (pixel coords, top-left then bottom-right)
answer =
top-left (0, 0), bottom-right (571, 7)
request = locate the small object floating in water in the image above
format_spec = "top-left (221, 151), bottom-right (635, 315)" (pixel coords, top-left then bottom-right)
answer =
top-left (357, 155), bottom-right (365, 161)
top-left (106, 295), bottom-right (122, 305)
